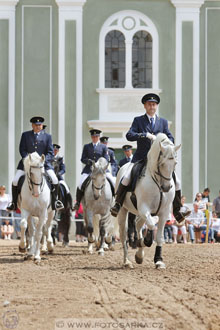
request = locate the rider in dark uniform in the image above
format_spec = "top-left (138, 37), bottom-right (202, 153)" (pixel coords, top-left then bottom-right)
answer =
top-left (111, 93), bottom-right (191, 222)
top-left (119, 145), bottom-right (133, 168)
top-left (100, 136), bottom-right (118, 177)
top-left (7, 117), bottom-right (64, 211)
top-left (73, 129), bottom-right (109, 211)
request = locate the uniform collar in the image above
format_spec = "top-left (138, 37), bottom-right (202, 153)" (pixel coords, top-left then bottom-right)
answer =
top-left (146, 114), bottom-right (156, 122)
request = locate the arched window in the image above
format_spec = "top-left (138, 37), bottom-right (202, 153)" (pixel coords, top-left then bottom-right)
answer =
top-left (105, 30), bottom-right (125, 88)
top-left (132, 31), bottom-right (152, 88)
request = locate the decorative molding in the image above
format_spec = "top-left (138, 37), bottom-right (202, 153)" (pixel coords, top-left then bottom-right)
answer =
top-left (56, 0), bottom-right (86, 190)
top-left (171, 0), bottom-right (205, 8)
top-left (96, 88), bottom-right (162, 95)
top-left (56, 0), bottom-right (86, 7)
top-left (0, 0), bottom-right (19, 193)
top-left (174, 5), bottom-right (200, 198)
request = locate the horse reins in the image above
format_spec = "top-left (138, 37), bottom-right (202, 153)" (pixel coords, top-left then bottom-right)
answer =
top-left (27, 165), bottom-right (45, 194)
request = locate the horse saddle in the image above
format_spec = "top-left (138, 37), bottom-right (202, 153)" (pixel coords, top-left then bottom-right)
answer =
top-left (127, 158), bottom-right (147, 192)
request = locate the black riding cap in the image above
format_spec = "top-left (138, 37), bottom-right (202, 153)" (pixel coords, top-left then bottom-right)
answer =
top-left (141, 93), bottom-right (160, 105)
top-left (122, 145), bottom-right (132, 151)
top-left (30, 116), bottom-right (44, 124)
top-left (53, 144), bottom-right (61, 149)
top-left (100, 136), bottom-right (109, 143)
top-left (89, 129), bottom-right (102, 136)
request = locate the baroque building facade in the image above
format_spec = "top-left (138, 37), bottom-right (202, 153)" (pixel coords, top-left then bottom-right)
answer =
top-left (0, 0), bottom-right (219, 200)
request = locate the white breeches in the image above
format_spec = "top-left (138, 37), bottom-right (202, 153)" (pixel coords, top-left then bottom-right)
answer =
top-left (172, 225), bottom-right (186, 235)
top-left (59, 180), bottom-right (70, 193)
top-left (46, 169), bottom-right (58, 185)
top-left (121, 163), bottom-right (181, 190)
top-left (79, 174), bottom-right (90, 189)
top-left (13, 169), bottom-right (58, 186)
top-left (13, 170), bottom-right (25, 186)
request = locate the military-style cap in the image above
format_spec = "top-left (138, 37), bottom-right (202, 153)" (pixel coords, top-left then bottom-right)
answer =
top-left (141, 93), bottom-right (160, 105)
top-left (90, 129), bottom-right (102, 136)
top-left (100, 136), bottom-right (109, 143)
top-left (53, 144), bottom-right (61, 149)
top-left (108, 147), bottom-right (115, 152)
top-left (30, 116), bottom-right (44, 124)
top-left (122, 145), bottom-right (132, 151)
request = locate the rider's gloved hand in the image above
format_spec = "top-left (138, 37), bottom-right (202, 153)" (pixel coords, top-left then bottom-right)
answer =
top-left (87, 159), bottom-right (93, 166)
top-left (147, 133), bottom-right (156, 141)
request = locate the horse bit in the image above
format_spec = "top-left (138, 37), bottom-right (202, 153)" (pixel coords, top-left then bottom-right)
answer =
top-left (27, 165), bottom-right (45, 194)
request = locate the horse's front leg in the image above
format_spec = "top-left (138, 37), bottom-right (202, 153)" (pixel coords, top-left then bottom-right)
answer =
top-left (154, 215), bottom-right (167, 269)
top-left (46, 209), bottom-right (55, 253)
top-left (135, 216), bottom-right (146, 264)
top-left (27, 216), bottom-right (36, 258)
top-left (19, 210), bottom-right (29, 253)
top-left (98, 213), bottom-right (110, 256)
top-left (86, 209), bottom-right (95, 244)
top-left (118, 207), bottom-right (133, 268)
top-left (34, 211), bottom-right (47, 263)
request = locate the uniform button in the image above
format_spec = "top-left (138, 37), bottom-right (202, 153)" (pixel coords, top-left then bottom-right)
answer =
top-left (35, 147), bottom-right (37, 149)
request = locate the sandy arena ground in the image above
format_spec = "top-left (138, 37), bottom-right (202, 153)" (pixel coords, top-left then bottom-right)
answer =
top-left (0, 239), bottom-right (220, 330)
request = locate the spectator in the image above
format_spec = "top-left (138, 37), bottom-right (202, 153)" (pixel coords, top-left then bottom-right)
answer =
top-left (187, 202), bottom-right (205, 243)
top-left (1, 219), bottom-right (14, 239)
top-left (212, 190), bottom-right (220, 218)
top-left (202, 187), bottom-right (211, 205)
top-left (210, 212), bottom-right (220, 242)
top-left (164, 218), bottom-right (174, 243)
top-left (0, 185), bottom-right (11, 238)
top-left (172, 196), bottom-right (190, 244)
top-left (75, 203), bottom-right (86, 242)
top-left (14, 208), bottom-right (21, 239)
top-left (194, 192), bottom-right (206, 212)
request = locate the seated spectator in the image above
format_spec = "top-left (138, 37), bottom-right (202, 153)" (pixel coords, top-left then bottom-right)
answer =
top-left (1, 219), bottom-right (14, 239)
top-left (187, 202), bottom-right (205, 243)
top-left (211, 212), bottom-right (220, 242)
top-left (194, 192), bottom-right (206, 212)
top-left (172, 217), bottom-right (187, 244)
top-left (164, 218), bottom-right (174, 243)
top-left (0, 185), bottom-right (11, 238)
top-left (212, 190), bottom-right (220, 218)
top-left (14, 208), bottom-right (21, 239)
top-left (75, 203), bottom-right (86, 242)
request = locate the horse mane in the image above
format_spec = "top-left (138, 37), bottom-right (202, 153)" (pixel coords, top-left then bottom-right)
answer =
top-left (23, 152), bottom-right (44, 172)
top-left (147, 133), bottom-right (174, 171)
top-left (93, 157), bottom-right (108, 174)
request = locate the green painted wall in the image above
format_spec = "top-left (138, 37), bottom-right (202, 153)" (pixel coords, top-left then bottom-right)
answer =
top-left (182, 22), bottom-right (193, 201)
top-left (0, 20), bottom-right (9, 188)
top-left (65, 21), bottom-right (77, 193)
top-left (83, 0), bottom-right (176, 142)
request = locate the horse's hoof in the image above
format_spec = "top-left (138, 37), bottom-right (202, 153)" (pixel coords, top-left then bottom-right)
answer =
top-left (19, 246), bottom-right (26, 253)
top-left (135, 253), bottom-right (143, 264)
top-left (48, 249), bottom-right (54, 254)
top-left (155, 261), bottom-right (166, 269)
top-left (41, 249), bottom-right (48, 255)
top-left (88, 250), bottom-right (93, 255)
top-left (34, 258), bottom-right (41, 265)
top-left (124, 261), bottom-right (134, 269)
top-left (98, 251), bottom-right (104, 256)
top-left (24, 255), bottom-right (34, 261)
top-left (144, 230), bottom-right (154, 247)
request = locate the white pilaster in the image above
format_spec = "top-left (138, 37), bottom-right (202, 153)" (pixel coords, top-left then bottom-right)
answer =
top-left (171, 0), bottom-right (204, 198)
top-left (0, 0), bottom-right (19, 192)
top-left (56, 0), bottom-right (86, 188)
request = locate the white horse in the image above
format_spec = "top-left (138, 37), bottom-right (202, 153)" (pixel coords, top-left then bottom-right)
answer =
top-left (18, 152), bottom-right (55, 263)
top-left (117, 133), bottom-right (181, 269)
top-left (82, 157), bottom-right (115, 256)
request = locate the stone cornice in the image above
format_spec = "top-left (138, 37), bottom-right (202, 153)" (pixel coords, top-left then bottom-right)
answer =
top-left (170, 0), bottom-right (205, 8)
top-left (55, 0), bottom-right (86, 7)
top-left (0, 0), bottom-right (19, 6)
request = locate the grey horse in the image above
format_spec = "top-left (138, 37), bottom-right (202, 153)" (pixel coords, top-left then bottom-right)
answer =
top-left (82, 157), bottom-right (115, 255)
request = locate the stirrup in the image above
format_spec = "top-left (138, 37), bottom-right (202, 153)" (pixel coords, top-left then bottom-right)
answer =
top-left (7, 202), bottom-right (16, 211)
top-left (55, 200), bottom-right (64, 211)
top-left (110, 203), bottom-right (121, 217)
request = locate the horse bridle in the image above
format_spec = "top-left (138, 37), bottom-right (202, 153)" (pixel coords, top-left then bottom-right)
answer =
top-left (27, 165), bottom-right (45, 194)
top-left (152, 151), bottom-right (173, 189)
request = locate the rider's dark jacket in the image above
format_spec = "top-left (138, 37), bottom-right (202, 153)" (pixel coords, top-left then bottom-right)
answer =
top-left (126, 114), bottom-right (174, 163)
top-left (52, 156), bottom-right (66, 180)
top-left (81, 142), bottom-right (109, 174)
top-left (17, 130), bottom-right (54, 170)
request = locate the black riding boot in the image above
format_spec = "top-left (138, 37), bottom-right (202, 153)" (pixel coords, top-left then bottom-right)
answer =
top-left (173, 190), bottom-right (191, 223)
top-left (52, 184), bottom-right (64, 211)
top-left (73, 188), bottom-right (84, 211)
top-left (66, 192), bottom-right (73, 210)
top-left (7, 185), bottom-right (18, 211)
top-left (110, 182), bottom-right (128, 217)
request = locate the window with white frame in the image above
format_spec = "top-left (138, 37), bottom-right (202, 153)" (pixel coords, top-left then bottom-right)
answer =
top-left (99, 10), bottom-right (159, 90)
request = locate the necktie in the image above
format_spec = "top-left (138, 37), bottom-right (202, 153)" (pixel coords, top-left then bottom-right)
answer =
top-left (127, 157), bottom-right (131, 162)
top-left (150, 117), bottom-right (155, 130)
top-left (93, 144), bottom-right (96, 150)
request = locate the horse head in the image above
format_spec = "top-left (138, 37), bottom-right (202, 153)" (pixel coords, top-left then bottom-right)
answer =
top-left (148, 134), bottom-right (181, 193)
top-left (24, 152), bottom-right (45, 197)
top-left (91, 157), bottom-right (108, 200)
